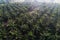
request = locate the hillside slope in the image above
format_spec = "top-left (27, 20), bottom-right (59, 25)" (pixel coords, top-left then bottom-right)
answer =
top-left (0, 3), bottom-right (60, 40)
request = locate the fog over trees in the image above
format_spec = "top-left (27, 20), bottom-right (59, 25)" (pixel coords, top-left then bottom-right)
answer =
top-left (0, 0), bottom-right (60, 4)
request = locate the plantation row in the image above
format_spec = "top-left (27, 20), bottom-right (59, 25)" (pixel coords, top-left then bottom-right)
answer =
top-left (0, 3), bottom-right (60, 40)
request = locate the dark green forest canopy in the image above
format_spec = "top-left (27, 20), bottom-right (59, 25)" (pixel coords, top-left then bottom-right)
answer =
top-left (0, 3), bottom-right (60, 40)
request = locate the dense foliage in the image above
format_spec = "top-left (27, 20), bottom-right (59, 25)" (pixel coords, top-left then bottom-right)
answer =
top-left (0, 3), bottom-right (60, 40)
